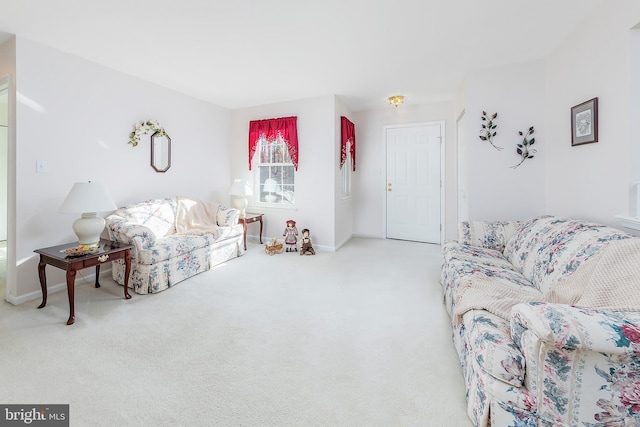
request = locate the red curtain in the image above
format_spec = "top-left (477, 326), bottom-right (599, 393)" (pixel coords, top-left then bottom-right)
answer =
top-left (248, 116), bottom-right (298, 170)
top-left (340, 116), bottom-right (356, 171)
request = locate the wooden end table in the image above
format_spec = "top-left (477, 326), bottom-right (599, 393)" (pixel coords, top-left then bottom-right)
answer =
top-left (34, 239), bottom-right (133, 325)
top-left (238, 213), bottom-right (264, 250)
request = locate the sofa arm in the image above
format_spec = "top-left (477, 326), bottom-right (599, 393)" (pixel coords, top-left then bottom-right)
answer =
top-left (105, 216), bottom-right (157, 251)
top-left (511, 302), bottom-right (640, 354)
top-left (510, 302), bottom-right (640, 424)
top-left (458, 220), bottom-right (520, 252)
top-left (217, 205), bottom-right (239, 227)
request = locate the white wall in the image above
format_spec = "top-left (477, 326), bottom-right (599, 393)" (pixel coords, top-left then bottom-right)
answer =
top-left (352, 102), bottom-right (456, 240)
top-left (545, 1), bottom-right (640, 227)
top-left (461, 60), bottom-right (546, 222)
top-left (229, 95), bottom-right (337, 250)
top-left (11, 37), bottom-right (231, 303)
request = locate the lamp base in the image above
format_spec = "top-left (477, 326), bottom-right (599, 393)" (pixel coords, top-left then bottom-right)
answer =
top-left (72, 212), bottom-right (105, 245)
top-left (233, 197), bottom-right (248, 219)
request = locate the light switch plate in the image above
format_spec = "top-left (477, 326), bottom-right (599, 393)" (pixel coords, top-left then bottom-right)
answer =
top-left (36, 160), bottom-right (47, 173)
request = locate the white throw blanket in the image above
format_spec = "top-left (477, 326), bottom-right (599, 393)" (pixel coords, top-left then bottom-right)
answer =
top-left (453, 238), bottom-right (640, 326)
top-left (175, 197), bottom-right (220, 237)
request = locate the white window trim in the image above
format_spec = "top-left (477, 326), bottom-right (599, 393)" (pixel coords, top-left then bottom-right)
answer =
top-left (252, 135), bottom-right (296, 208)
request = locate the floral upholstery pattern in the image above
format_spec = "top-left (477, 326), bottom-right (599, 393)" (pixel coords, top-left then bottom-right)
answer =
top-left (106, 198), bottom-right (244, 294)
top-left (503, 216), bottom-right (631, 293)
top-left (512, 303), bottom-right (640, 426)
top-left (441, 216), bottom-right (639, 427)
top-left (441, 241), bottom-right (532, 317)
top-left (459, 220), bottom-right (520, 252)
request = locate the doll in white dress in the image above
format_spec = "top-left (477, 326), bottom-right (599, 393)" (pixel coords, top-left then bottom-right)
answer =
top-left (283, 220), bottom-right (298, 252)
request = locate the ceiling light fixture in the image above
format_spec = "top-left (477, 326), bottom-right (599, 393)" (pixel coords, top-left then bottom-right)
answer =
top-left (388, 95), bottom-right (405, 107)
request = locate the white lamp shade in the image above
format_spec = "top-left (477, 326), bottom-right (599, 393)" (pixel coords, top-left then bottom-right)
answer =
top-left (229, 179), bottom-right (252, 219)
top-left (59, 182), bottom-right (117, 245)
top-left (229, 178), bottom-right (253, 196)
top-left (263, 178), bottom-right (279, 193)
top-left (59, 182), bottom-right (117, 213)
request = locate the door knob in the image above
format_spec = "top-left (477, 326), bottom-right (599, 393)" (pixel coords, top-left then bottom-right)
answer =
top-left (387, 183), bottom-right (392, 192)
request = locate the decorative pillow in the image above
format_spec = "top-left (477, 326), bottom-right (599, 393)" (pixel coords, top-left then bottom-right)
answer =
top-left (459, 220), bottom-right (520, 252)
top-left (113, 198), bottom-right (176, 237)
top-left (217, 206), bottom-right (231, 226)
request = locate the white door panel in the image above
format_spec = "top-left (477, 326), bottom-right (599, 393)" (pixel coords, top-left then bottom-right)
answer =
top-left (386, 123), bottom-right (441, 243)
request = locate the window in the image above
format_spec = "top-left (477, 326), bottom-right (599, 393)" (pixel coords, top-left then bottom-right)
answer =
top-left (341, 140), bottom-right (352, 197)
top-left (255, 134), bottom-right (295, 205)
top-left (340, 116), bottom-right (356, 198)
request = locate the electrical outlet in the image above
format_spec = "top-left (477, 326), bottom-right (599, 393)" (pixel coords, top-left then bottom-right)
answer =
top-left (36, 160), bottom-right (47, 173)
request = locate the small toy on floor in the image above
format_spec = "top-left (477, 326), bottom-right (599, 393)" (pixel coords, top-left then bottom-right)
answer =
top-left (283, 219), bottom-right (298, 252)
top-left (299, 228), bottom-right (315, 255)
top-left (265, 237), bottom-right (284, 255)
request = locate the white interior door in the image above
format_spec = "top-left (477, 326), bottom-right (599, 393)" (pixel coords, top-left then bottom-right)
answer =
top-left (386, 123), bottom-right (441, 243)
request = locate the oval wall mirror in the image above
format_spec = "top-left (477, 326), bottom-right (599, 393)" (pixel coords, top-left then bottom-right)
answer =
top-left (150, 131), bottom-right (171, 173)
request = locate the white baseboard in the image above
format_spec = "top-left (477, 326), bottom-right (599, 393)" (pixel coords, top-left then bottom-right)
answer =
top-left (351, 233), bottom-right (385, 239)
top-left (7, 267), bottom-right (112, 306)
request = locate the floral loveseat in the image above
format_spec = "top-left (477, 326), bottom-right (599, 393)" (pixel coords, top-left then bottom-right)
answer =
top-left (441, 216), bottom-right (640, 426)
top-left (106, 197), bottom-right (244, 294)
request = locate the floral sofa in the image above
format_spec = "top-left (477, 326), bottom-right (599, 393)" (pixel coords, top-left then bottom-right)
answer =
top-left (441, 216), bottom-right (640, 427)
top-left (106, 197), bottom-right (244, 294)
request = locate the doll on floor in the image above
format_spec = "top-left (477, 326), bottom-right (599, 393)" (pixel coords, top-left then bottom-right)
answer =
top-left (283, 219), bottom-right (298, 252)
top-left (299, 228), bottom-right (315, 255)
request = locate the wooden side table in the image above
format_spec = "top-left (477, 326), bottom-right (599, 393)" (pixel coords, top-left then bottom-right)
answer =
top-left (34, 239), bottom-right (134, 325)
top-left (239, 213), bottom-right (264, 250)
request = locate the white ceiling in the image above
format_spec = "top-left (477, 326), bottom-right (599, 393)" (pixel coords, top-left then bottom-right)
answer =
top-left (0, 0), bottom-right (606, 111)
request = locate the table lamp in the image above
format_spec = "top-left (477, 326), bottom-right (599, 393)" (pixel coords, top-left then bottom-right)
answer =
top-left (263, 178), bottom-right (278, 203)
top-left (59, 181), bottom-right (118, 245)
top-left (229, 178), bottom-right (253, 218)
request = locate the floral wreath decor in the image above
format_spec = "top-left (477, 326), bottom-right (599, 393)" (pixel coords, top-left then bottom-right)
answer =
top-left (128, 120), bottom-right (167, 147)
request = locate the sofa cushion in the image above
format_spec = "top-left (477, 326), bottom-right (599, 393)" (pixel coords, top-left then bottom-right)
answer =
top-left (459, 220), bottom-right (520, 252)
top-left (113, 198), bottom-right (177, 238)
top-left (135, 226), bottom-right (242, 265)
top-left (442, 242), bottom-right (534, 316)
top-left (136, 234), bottom-right (215, 264)
top-left (503, 216), bottom-right (632, 293)
top-left (443, 241), bottom-right (513, 268)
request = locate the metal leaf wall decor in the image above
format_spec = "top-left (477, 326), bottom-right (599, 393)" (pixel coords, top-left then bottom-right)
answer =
top-left (511, 126), bottom-right (536, 169)
top-left (479, 111), bottom-right (503, 150)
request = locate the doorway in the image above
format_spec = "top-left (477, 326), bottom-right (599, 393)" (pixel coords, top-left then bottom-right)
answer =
top-left (385, 122), bottom-right (443, 244)
top-left (457, 110), bottom-right (468, 224)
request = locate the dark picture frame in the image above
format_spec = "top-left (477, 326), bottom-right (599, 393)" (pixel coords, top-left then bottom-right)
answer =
top-left (571, 97), bottom-right (598, 146)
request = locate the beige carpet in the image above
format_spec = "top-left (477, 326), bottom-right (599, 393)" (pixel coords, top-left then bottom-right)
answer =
top-left (0, 237), bottom-right (471, 427)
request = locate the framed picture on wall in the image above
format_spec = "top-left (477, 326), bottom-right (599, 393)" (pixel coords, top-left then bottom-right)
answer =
top-left (571, 97), bottom-right (598, 146)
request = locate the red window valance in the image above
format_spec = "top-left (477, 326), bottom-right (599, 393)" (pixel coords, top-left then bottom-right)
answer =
top-left (248, 116), bottom-right (298, 171)
top-left (340, 116), bottom-right (356, 171)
